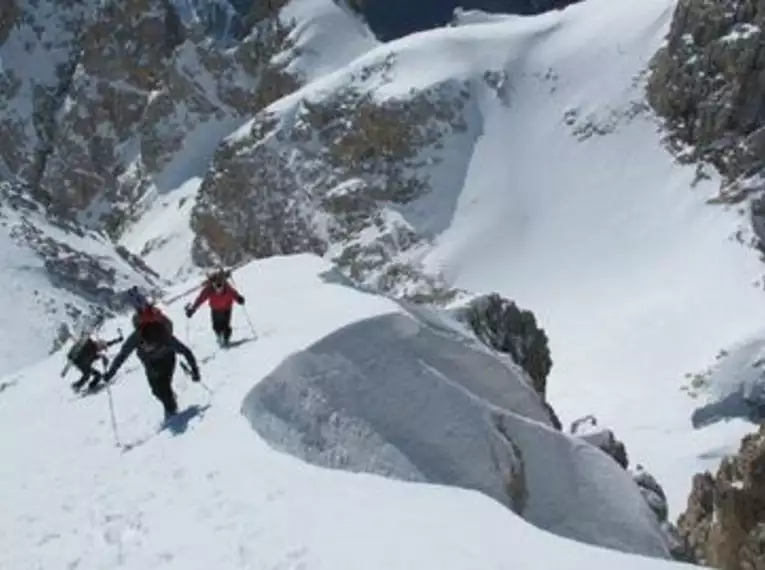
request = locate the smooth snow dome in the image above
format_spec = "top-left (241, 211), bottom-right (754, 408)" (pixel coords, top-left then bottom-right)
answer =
top-left (0, 255), bottom-right (689, 569)
top-left (243, 306), bottom-right (672, 558)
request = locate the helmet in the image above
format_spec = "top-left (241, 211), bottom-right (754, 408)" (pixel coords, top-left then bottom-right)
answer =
top-left (125, 286), bottom-right (149, 311)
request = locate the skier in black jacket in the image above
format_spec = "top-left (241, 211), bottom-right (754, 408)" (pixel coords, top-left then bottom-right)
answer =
top-left (103, 314), bottom-right (201, 419)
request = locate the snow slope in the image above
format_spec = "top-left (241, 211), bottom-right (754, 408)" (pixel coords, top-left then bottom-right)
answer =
top-left (110, 0), bottom-right (765, 517)
top-left (0, 183), bottom-right (159, 376)
top-left (0, 254), bottom-right (692, 569)
top-left (409, 0), bottom-right (765, 515)
top-left (243, 305), bottom-right (670, 557)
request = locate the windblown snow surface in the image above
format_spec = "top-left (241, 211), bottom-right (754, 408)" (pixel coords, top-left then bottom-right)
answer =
top-left (0, 255), bottom-right (690, 569)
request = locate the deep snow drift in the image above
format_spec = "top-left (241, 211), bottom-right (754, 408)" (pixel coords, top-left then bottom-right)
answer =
top-left (0, 254), bottom-right (692, 569)
top-left (243, 304), bottom-right (671, 557)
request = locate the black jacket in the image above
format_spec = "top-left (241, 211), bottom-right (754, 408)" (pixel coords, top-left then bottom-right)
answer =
top-left (105, 330), bottom-right (199, 380)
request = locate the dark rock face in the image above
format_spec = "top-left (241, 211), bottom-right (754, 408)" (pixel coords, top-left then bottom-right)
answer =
top-left (345, 0), bottom-right (581, 41)
top-left (647, 0), bottom-right (765, 205)
top-left (189, 58), bottom-right (478, 301)
top-left (568, 414), bottom-right (693, 562)
top-left (456, 293), bottom-right (553, 397)
top-left (1, 0), bottom-right (299, 237)
top-left (677, 424), bottom-right (765, 570)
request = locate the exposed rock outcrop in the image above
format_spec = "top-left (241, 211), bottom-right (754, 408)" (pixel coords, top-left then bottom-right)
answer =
top-left (677, 424), bottom-right (765, 570)
top-left (571, 415), bottom-right (629, 468)
top-left (569, 414), bottom-right (692, 561)
top-left (453, 293), bottom-right (553, 397)
top-left (190, 58), bottom-right (479, 300)
top-left (1, 0), bottom-right (301, 236)
top-left (647, 0), bottom-right (765, 205)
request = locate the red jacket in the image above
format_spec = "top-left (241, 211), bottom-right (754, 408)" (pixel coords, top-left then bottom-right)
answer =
top-left (191, 283), bottom-right (243, 312)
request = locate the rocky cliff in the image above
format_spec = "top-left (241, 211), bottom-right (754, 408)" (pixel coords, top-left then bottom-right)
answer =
top-left (0, 0), bottom-right (305, 360)
top-left (1, 0), bottom-right (299, 237)
top-left (647, 0), bottom-right (765, 209)
top-left (677, 424), bottom-right (765, 570)
top-left (189, 54), bottom-right (479, 300)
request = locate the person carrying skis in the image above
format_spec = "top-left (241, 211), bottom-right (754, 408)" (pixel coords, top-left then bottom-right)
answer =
top-left (66, 332), bottom-right (123, 393)
top-left (102, 287), bottom-right (201, 419)
top-left (184, 269), bottom-right (245, 347)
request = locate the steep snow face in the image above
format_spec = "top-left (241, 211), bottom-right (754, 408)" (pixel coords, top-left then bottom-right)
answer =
top-left (0, 254), bottom-right (689, 569)
top-left (0, 182), bottom-right (159, 376)
top-left (418, 0), bottom-right (765, 515)
top-left (242, 305), bottom-right (671, 558)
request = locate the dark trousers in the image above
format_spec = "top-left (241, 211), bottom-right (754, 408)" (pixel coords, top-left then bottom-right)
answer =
top-left (71, 355), bottom-right (108, 391)
top-left (146, 354), bottom-right (178, 415)
top-left (211, 308), bottom-right (232, 341)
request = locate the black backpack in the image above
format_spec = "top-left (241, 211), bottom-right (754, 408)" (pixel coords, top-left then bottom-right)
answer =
top-left (138, 320), bottom-right (172, 353)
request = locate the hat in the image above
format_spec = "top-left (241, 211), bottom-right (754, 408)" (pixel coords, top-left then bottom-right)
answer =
top-left (125, 286), bottom-right (149, 311)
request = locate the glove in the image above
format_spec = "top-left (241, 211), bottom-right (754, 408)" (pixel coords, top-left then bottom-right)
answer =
top-left (237, 296), bottom-right (245, 305)
top-left (190, 369), bottom-right (201, 383)
top-left (102, 371), bottom-right (115, 385)
top-left (184, 304), bottom-right (194, 318)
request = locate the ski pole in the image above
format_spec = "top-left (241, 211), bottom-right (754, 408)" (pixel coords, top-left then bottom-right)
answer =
top-left (180, 362), bottom-right (211, 394)
top-left (105, 382), bottom-right (121, 449)
top-left (239, 305), bottom-right (257, 338)
top-left (228, 275), bottom-right (257, 337)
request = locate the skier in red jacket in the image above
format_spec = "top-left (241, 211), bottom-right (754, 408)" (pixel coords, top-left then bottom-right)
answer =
top-left (184, 269), bottom-right (245, 347)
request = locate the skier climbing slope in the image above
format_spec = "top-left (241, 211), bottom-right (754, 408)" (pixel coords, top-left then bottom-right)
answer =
top-left (103, 287), bottom-right (201, 419)
top-left (184, 269), bottom-right (245, 347)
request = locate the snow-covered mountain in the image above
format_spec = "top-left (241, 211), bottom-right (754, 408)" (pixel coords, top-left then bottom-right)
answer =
top-left (184, 0), bottom-right (765, 519)
top-left (4, 0), bottom-right (765, 566)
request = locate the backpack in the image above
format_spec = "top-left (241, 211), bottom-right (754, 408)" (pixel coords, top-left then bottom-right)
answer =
top-left (133, 305), bottom-right (174, 337)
